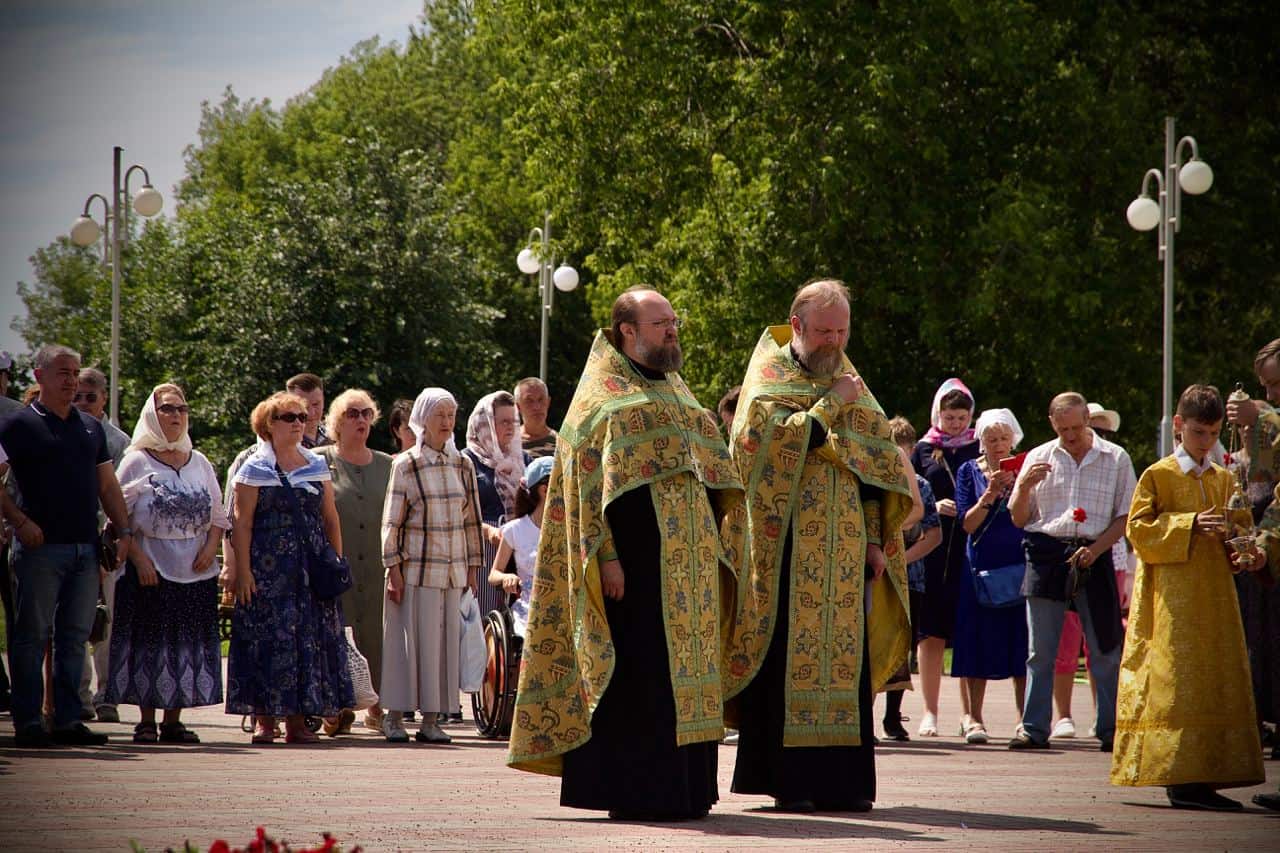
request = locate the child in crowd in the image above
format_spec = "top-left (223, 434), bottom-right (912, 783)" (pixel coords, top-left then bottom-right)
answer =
top-left (1111, 384), bottom-right (1264, 809)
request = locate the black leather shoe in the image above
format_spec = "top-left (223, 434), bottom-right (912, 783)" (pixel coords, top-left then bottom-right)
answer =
top-left (773, 799), bottom-right (816, 812)
top-left (1251, 792), bottom-right (1280, 811)
top-left (1099, 739), bottom-right (1114, 753)
top-left (1167, 784), bottom-right (1242, 811)
top-left (51, 722), bottom-right (109, 746)
top-left (15, 726), bottom-right (58, 749)
top-left (883, 719), bottom-right (911, 741)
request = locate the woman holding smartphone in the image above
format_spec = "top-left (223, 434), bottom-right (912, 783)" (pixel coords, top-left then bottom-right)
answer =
top-left (952, 409), bottom-right (1030, 743)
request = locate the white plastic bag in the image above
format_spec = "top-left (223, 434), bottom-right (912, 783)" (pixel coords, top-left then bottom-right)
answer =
top-left (459, 589), bottom-right (486, 693)
top-left (344, 626), bottom-right (379, 711)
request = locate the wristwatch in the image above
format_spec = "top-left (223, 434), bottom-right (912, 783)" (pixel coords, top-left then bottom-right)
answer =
top-left (117, 527), bottom-right (134, 538)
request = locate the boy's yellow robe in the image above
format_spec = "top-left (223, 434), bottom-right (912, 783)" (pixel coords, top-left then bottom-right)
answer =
top-left (507, 331), bottom-right (744, 776)
top-left (1111, 455), bottom-right (1264, 788)
top-left (722, 325), bottom-right (912, 747)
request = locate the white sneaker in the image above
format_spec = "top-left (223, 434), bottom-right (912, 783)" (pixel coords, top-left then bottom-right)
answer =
top-left (1087, 722), bottom-right (1097, 739)
top-left (1051, 716), bottom-right (1076, 739)
top-left (918, 712), bottom-right (938, 737)
top-left (382, 712), bottom-right (409, 743)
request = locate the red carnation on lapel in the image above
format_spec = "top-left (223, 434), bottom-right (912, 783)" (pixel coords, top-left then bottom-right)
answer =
top-left (1072, 507), bottom-right (1087, 523)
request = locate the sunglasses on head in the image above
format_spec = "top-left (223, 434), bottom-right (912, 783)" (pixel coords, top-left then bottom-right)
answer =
top-left (273, 412), bottom-right (308, 424)
top-left (74, 391), bottom-right (99, 403)
top-left (343, 407), bottom-right (375, 420)
top-left (157, 403), bottom-right (189, 415)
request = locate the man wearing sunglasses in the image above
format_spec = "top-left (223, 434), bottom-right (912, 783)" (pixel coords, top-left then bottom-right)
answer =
top-left (71, 368), bottom-right (131, 724)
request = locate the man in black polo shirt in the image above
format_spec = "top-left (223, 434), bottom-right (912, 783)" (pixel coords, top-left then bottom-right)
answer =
top-left (0, 344), bottom-right (131, 748)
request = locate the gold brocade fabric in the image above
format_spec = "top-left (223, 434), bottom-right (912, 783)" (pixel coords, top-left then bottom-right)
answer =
top-left (1251, 410), bottom-right (1280, 580)
top-left (506, 331), bottom-right (744, 776)
top-left (1246, 405), bottom-right (1280, 486)
top-left (722, 325), bottom-right (912, 747)
top-left (1112, 457), bottom-right (1264, 788)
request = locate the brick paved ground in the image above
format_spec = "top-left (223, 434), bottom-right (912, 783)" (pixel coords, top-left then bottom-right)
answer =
top-left (3, 674), bottom-right (1277, 851)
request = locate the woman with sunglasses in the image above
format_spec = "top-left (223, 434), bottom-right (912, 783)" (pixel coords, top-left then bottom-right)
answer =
top-left (315, 389), bottom-right (393, 733)
top-left (225, 392), bottom-right (353, 744)
top-left (105, 384), bottom-right (229, 744)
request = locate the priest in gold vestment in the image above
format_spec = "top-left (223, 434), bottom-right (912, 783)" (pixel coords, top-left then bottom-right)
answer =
top-left (1112, 385), bottom-right (1264, 811)
top-left (506, 287), bottom-right (744, 820)
top-left (725, 279), bottom-right (913, 812)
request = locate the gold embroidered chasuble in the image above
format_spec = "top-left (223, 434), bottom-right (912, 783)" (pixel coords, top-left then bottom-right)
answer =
top-left (722, 325), bottom-right (912, 747)
top-left (1111, 456), bottom-right (1263, 788)
top-left (1250, 409), bottom-right (1280, 580)
top-left (507, 331), bottom-right (744, 776)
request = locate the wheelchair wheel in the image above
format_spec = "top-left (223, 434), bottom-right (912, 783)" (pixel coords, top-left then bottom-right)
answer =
top-left (472, 609), bottom-right (521, 738)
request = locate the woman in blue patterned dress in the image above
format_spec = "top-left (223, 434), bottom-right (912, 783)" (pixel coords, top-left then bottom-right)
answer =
top-left (226, 391), bottom-right (353, 744)
top-left (107, 383), bottom-right (229, 744)
top-left (952, 408), bottom-right (1030, 744)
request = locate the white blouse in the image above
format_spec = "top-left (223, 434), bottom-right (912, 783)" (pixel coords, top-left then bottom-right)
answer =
top-left (118, 449), bottom-right (230, 583)
top-left (499, 515), bottom-right (541, 638)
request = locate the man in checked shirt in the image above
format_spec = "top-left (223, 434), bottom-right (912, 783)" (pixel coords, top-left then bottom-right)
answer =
top-left (1007, 392), bottom-right (1137, 753)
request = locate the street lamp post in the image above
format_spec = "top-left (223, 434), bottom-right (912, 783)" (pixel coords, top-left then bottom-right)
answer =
top-left (517, 211), bottom-right (579, 383)
top-left (69, 145), bottom-right (163, 423)
top-left (1126, 117), bottom-right (1213, 457)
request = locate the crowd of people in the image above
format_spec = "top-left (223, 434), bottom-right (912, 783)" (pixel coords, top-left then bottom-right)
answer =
top-left (0, 303), bottom-right (1277, 820)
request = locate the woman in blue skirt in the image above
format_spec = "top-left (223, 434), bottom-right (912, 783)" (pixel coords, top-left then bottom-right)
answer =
top-left (107, 383), bottom-right (229, 744)
top-left (226, 391), bottom-right (353, 744)
top-left (952, 408), bottom-right (1030, 744)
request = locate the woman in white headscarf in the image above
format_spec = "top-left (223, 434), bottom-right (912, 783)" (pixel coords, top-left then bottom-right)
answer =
top-left (461, 391), bottom-right (530, 638)
top-left (951, 408), bottom-right (1030, 744)
top-left (105, 383), bottom-right (229, 744)
top-left (378, 388), bottom-right (485, 744)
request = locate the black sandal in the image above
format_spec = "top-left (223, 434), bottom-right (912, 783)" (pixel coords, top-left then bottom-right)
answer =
top-left (158, 721), bottom-right (201, 744)
top-left (133, 721), bottom-right (159, 744)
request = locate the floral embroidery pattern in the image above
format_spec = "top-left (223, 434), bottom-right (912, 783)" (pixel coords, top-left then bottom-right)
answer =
top-left (722, 325), bottom-right (913, 747)
top-left (508, 331), bottom-right (744, 775)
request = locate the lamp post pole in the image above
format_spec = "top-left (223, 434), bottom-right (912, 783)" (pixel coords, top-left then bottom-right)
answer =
top-left (1126, 116), bottom-right (1213, 457)
top-left (537, 211), bottom-right (552, 384)
top-left (69, 146), bottom-right (162, 423)
top-left (110, 147), bottom-right (124, 424)
top-left (517, 212), bottom-right (579, 384)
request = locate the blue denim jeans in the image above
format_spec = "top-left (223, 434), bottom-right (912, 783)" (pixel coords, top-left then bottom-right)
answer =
top-left (1020, 592), bottom-right (1121, 744)
top-left (9, 543), bottom-right (99, 732)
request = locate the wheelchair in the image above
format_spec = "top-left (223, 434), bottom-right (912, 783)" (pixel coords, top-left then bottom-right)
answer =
top-left (471, 604), bottom-right (523, 739)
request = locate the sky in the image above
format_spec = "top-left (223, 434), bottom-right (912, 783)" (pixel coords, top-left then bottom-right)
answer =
top-left (0, 0), bottom-right (425, 363)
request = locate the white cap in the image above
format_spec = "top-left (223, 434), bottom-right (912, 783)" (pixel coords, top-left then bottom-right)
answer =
top-left (1087, 402), bottom-right (1121, 433)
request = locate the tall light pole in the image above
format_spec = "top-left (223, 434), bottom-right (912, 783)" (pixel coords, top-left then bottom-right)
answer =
top-left (69, 145), bottom-right (163, 423)
top-left (516, 211), bottom-right (579, 383)
top-left (1126, 117), bottom-right (1213, 457)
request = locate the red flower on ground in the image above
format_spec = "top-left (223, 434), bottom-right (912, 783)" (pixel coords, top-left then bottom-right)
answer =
top-left (1072, 507), bottom-right (1087, 523)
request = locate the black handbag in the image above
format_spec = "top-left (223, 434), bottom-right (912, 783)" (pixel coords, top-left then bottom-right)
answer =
top-left (276, 466), bottom-right (353, 601)
top-left (88, 595), bottom-right (110, 644)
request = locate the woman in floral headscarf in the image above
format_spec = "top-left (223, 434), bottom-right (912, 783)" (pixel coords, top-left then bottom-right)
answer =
top-left (107, 383), bottom-right (229, 744)
top-left (909, 378), bottom-right (980, 737)
top-left (462, 391), bottom-right (530, 625)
